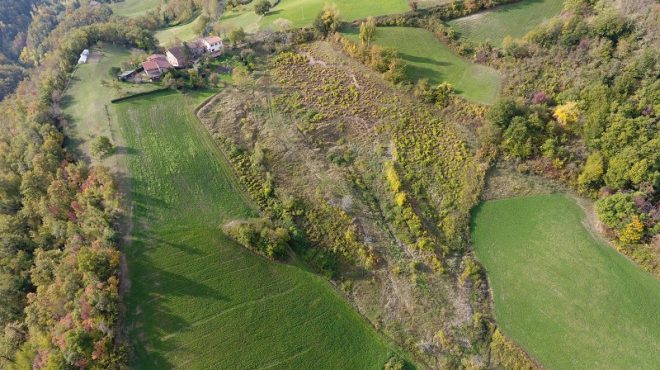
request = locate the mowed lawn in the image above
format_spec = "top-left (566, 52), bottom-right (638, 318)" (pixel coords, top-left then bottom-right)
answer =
top-left (62, 44), bottom-right (158, 163)
top-left (471, 194), bottom-right (660, 369)
top-left (114, 91), bottom-right (398, 369)
top-left (448, 0), bottom-right (565, 47)
top-left (345, 27), bottom-right (500, 104)
top-left (110, 0), bottom-right (161, 17)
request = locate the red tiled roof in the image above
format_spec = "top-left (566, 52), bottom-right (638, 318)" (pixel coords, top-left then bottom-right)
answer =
top-left (204, 36), bottom-right (222, 45)
top-left (146, 54), bottom-right (167, 61)
top-left (142, 61), bottom-right (158, 71)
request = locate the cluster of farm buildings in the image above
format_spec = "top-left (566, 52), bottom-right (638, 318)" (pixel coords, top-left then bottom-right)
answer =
top-left (119, 36), bottom-right (225, 82)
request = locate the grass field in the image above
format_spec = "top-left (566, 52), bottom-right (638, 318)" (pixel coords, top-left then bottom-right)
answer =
top-left (217, 0), bottom-right (409, 32)
top-left (263, 0), bottom-right (409, 28)
top-left (110, 0), bottom-right (161, 17)
top-left (155, 15), bottom-right (204, 45)
top-left (114, 90), bottom-right (400, 368)
top-left (471, 194), bottom-right (660, 369)
top-left (62, 44), bottom-right (158, 163)
top-left (345, 27), bottom-right (500, 104)
top-left (448, 0), bottom-right (565, 47)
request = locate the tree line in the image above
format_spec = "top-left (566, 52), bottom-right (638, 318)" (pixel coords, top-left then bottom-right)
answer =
top-left (0, 4), bottom-right (155, 367)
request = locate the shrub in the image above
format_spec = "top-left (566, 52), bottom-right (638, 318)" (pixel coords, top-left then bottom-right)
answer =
top-left (578, 151), bottom-right (605, 190)
top-left (501, 117), bottom-right (533, 159)
top-left (488, 98), bottom-right (523, 129)
top-left (254, 0), bottom-right (272, 16)
top-left (90, 136), bottom-right (114, 159)
top-left (224, 219), bottom-right (290, 259)
top-left (595, 193), bottom-right (637, 230)
top-left (313, 5), bottom-right (340, 37)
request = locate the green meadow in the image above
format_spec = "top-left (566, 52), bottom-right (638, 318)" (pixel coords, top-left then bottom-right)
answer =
top-left (110, 0), bottom-right (161, 18)
top-left (218, 0), bottom-right (409, 32)
top-left (448, 0), bottom-right (565, 47)
top-left (263, 0), bottom-right (409, 28)
top-left (62, 44), bottom-right (158, 163)
top-left (345, 27), bottom-right (500, 104)
top-left (154, 16), bottom-right (205, 45)
top-left (471, 194), bottom-right (660, 369)
top-left (114, 90), bottom-right (400, 368)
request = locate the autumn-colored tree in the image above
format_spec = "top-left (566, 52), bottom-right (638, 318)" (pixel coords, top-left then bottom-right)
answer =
top-left (619, 215), bottom-right (644, 244)
top-left (313, 5), bottom-right (340, 37)
top-left (554, 101), bottom-right (580, 126)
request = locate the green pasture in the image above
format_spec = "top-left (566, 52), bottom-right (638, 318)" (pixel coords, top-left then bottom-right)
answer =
top-left (114, 90), bottom-right (400, 368)
top-left (345, 26), bottom-right (500, 104)
top-left (471, 194), bottom-right (660, 369)
top-left (448, 0), bottom-right (565, 47)
top-left (263, 0), bottom-right (409, 28)
top-left (110, 0), bottom-right (161, 17)
top-left (62, 44), bottom-right (157, 163)
top-left (155, 16), bottom-right (204, 45)
top-left (217, 0), bottom-right (409, 32)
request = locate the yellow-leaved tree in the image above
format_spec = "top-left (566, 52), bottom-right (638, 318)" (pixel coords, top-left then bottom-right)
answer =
top-left (554, 101), bottom-right (580, 126)
top-left (619, 215), bottom-right (645, 244)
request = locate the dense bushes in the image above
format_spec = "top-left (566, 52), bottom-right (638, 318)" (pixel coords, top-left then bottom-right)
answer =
top-left (489, 329), bottom-right (539, 370)
top-left (333, 33), bottom-right (408, 84)
top-left (224, 219), bottom-right (290, 259)
top-left (483, 0), bottom-right (659, 274)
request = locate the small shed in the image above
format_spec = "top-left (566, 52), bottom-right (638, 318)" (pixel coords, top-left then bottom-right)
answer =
top-left (117, 69), bottom-right (137, 81)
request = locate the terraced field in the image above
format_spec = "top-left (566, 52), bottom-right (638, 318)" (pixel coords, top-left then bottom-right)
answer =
top-left (448, 0), bottom-right (565, 47)
top-left (471, 194), bottom-right (660, 369)
top-left (345, 27), bottom-right (500, 104)
top-left (114, 90), bottom-right (400, 368)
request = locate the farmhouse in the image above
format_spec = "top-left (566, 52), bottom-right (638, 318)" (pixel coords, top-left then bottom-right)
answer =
top-left (202, 36), bottom-right (224, 54)
top-left (166, 46), bottom-right (188, 68)
top-left (142, 54), bottom-right (171, 79)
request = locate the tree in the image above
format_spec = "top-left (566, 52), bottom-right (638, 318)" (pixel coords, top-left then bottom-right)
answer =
top-left (501, 116), bottom-right (533, 159)
top-left (90, 136), bottom-right (114, 159)
top-left (595, 193), bottom-right (637, 230)
top-left (313, 5), bottom-right (340, 37)
top-left (554, 101), bottom-right (580, 126)
top-left (619, 215), bottom-right (644, 244)
top-left (228, 27), bottom-right (246, 47)
top-left (254, 0), bottom-right (272, 16)
top-left (578, 151), bottom-right (605, 189)
top-left (487, 98), bottom-right (523, 129)
top-left (359, 17), bottom-right (376, 46)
